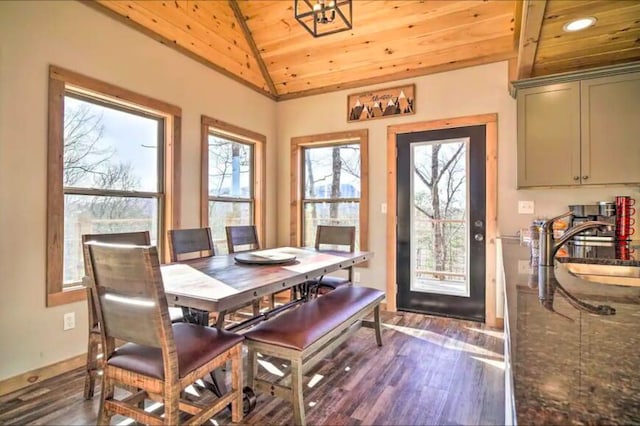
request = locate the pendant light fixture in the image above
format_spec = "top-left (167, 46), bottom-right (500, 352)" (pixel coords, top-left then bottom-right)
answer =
top-left (294, 0), bottom-right (353, 38)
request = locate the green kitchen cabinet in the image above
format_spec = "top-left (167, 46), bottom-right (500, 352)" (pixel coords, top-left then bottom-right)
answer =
top-left (517, 72), bottom-right (640, 188)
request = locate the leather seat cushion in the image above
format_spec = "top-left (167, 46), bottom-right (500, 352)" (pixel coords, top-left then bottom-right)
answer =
top-left (245, 286), bottom-right (384, 351)
top-left (107, 323), bottom-right (243, 380)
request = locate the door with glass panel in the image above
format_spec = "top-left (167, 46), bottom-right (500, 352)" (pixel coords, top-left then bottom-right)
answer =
top-left (396, 125), bottom-right (486, 322)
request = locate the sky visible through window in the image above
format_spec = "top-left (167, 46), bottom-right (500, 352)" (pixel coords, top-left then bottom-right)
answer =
top-left (64, 96), bottom-right (159, 192)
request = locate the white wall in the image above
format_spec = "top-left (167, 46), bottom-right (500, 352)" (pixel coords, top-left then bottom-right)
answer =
top-left (0, 1), bottom-right (277, 380)
top-left (276, 61), bottom-right (639, 293)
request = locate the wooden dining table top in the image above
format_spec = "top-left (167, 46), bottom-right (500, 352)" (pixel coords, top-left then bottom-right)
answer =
top-left (160, 246), bottom-right (372, 313)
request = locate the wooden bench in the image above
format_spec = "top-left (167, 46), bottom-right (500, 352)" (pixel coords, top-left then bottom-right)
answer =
top-left (244, 286), bottom-right (385, 425)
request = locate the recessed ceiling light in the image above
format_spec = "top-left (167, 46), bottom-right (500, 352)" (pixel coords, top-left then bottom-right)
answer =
top-left (563, 17), bottom-right (597, 32)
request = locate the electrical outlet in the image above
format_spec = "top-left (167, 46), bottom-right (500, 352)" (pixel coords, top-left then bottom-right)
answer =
top-left (518, 200), bottom-right (535, 215)
top-left (517, 260), bottom-right (531, 275)
top-left (381, 203), bottom-right (387, 214)
top-left (63, 312), bottom-right (75, 331)
top-left (353, 271), bottom-right (361, 283)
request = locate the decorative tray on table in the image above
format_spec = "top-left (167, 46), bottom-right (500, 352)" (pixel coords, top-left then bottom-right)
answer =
top-left (234, 249), bottom-right (297, 265)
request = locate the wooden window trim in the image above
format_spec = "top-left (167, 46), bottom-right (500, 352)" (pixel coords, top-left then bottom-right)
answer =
top-left (290, 129), bottom-right (369, 251)
top-left (200, 116), bottom-right (266, 247)
top-left (386, 114), bottom-right (499, 327)
top-left (46, 65), bottom-right (181, 307)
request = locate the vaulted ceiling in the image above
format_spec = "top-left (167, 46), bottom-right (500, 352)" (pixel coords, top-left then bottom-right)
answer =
top-left (92, 1), bottom-right (640, 100)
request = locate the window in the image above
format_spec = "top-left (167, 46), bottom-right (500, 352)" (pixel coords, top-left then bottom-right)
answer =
top-left (200, 116), bottom-right (265, 254)
top-left (47, 66), bottom-right (181, 306)
top-left (291, 130), bottom-right (369, 249)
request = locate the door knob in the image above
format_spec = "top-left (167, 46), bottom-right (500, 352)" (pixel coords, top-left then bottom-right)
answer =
top-left (474, 220), bottom-right (483, 227)
top-left (474, 234), bottom-right (484, 242)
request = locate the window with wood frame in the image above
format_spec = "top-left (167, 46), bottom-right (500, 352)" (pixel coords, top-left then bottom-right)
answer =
top-left (291, 130), bottom-right (369, 250)
top-left (200, 116), bottom-right (265, 254)
top-left (46, 66), bottom-right (181, 307)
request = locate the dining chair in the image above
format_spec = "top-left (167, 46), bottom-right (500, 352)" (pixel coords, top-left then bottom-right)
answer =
top-left (81, 231), bottom-right (184, 400)
top-left (168, 227), bottom-right (215, 262)
top-left (84, 242), bottom-right (244, 425)
top-left (170, 227), bottom-right (260, 318)
top-left (225, 225), bottom-right (260, 254)
top-left (310, 225), bottom-right (356, 294)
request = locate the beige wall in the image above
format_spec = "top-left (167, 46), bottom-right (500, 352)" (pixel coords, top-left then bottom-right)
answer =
top-left (0, 1), bottom-right (277, 380)
top-left (2, 1), bottom-right (639, 383)
top-left (276, 61), bottom-right (639, 294)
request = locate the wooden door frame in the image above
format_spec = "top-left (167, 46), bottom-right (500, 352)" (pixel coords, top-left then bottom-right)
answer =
top-left (386, 114), bottom-right (500, 327)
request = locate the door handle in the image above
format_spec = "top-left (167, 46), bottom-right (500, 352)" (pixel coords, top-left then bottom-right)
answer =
top-left (474, 233), bottom-right (484, 242)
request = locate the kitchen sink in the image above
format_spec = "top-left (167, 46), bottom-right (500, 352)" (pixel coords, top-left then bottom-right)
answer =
top-left (561, 262), bottom-right (640, 287)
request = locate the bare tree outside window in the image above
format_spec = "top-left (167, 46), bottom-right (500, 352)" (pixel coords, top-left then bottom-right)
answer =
top-left (412, 140), bottom-right (467, 294)
top-left (302, 143), bottom-right (361, 247)
top-left (62, 95), bottom-right (162, 285)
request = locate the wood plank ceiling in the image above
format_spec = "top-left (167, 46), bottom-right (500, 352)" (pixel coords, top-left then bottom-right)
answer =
top-left (93, 0), bottom-right (640, 99)
top-left (516, 0), bottom-right (640, 79)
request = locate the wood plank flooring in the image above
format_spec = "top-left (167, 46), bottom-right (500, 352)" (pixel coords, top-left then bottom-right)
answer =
top-left (0, 311), bottom-right (504, 425)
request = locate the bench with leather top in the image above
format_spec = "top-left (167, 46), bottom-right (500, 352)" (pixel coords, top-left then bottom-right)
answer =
top-left (244, 286), bottom-right (384, 426)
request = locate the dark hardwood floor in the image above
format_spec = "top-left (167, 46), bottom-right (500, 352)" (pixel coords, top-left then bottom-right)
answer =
top-left (0, 311), bottom-right (504, 425)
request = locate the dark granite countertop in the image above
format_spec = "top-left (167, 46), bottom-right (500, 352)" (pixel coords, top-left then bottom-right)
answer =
top-left (502, 239), bottom-right (640, 425)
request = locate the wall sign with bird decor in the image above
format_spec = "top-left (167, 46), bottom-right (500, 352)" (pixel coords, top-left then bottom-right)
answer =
top-left (347, 84), bottom-right (415, 122)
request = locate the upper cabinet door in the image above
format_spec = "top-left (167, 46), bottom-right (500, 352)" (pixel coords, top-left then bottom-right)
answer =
top-left (581, 73), bottom-right (640, 185)
top-left (517, 82), bottom-right (581, 187)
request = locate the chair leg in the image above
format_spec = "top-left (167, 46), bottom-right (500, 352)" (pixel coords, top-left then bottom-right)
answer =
top-left (163, 383), bottom-right (180, 425)
top-left (98, 374), bottom-right (115, 425)
top-left (231, 345), bottom-right (243, 423)
top-left (290, 357), bottom-right (305, 426)
top-left (84, 332), bottom-right (100, 400)
top-left (374, 305), bottom-right (383, 347)
top-left (247, 346), bottom-right (257, 389)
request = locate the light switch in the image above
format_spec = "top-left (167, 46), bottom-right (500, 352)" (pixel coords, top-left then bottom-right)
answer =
top-left (381, 203), bottom-right (387, 214)
top-left (517, 260), bottom-right (531, 275)
top-left (518, 200), bottom-right (535, 215)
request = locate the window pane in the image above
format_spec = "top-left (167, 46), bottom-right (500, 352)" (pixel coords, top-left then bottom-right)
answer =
top-left (63, 96), bottom-right (160, 192)
top-left (208, 135), bottom-right (252, 199)
top-left (411, 140), bottom-right (468, 296)
top-left (208, 200), bottom-right (252, 254)
top-left (304, 144), bottom-right (360, 199)
top-left (303, 201), bottom-right (359, 248)
top-left (63, 194), bottom-right (158, 286)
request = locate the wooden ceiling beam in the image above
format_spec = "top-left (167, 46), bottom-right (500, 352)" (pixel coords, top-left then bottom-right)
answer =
top-left (515, 0), bottom-right (547, 79)
top-left (229, 0), bottom-right (277, 97)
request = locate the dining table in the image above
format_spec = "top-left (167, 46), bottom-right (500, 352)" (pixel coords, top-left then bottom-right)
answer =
top-left (159, 246), bottom-right (373, 407)
top-left (160, 246), bottom-right (373, 328)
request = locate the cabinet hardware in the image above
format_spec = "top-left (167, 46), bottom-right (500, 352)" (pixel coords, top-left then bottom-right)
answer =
top-left (573, 176), bottom-right (580, 180)
top-left (582, 175), bottom-right (589, 180)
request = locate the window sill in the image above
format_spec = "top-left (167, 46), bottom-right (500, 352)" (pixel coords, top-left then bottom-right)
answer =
top-left (47, 288), bottom-right (87, 307)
